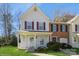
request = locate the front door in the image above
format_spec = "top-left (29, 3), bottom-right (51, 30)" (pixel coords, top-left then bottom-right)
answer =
top-left (52, 36), bottom-right (59, 42)
top-left (29, 37), bottom-right (35, 48)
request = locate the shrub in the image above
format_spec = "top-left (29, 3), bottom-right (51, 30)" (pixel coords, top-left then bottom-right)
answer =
top-left (60, 43), bottom-right (72, 49)
top-left (47, 42), bottom-right (60, 51)
top-left (35, 47), bottom-right (48, 53)
top-left (0, 34), bottom-right (17, 46)
top-left (0, 39), bottom-right (5, 46)
top-left (76, 48), bottom-right (79, 54)
top-left (10, 35), bottom-right (17, 46)
top-left (47, 42), bottom-right (54, 48)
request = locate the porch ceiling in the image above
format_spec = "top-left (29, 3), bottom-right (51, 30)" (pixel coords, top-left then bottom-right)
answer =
top-left (18, 31), bottom-right (52, 35)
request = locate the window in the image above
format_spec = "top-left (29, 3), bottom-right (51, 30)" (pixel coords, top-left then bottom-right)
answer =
top-left (75, 24), bottom-right (79, 32)
top-left (52, 24), bottom-right (58, 32)
top-left (74, 38), bottom-right (79, 43)
top-left (27, 22), bottom-right (32, 30)
top-left (78, 39), bottom-right (79, 43)
top-left (39, 22), bottom-right (44, 30)
top-left (74, 36), bottom-right (79, 43)
top-left (60, 24), bottom-right (67, 32)
top-left (40, 39), bottom-right (44, 45)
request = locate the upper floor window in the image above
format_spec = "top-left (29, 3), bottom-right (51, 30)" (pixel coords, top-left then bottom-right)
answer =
top-left (25, 21), bottom-right (34, 31)
top-left (75, 24), bottom-right (79, 32)
top-left (27, 22), bottom-right (32, 30)
top-left (39, 22), bottom-right (44, 30)
top-left (60, 24), bottom-right (68, 32)
top-left (37, 22), bottom-right (45, 30)
top-left (52, 24), bottom-right (58, 32)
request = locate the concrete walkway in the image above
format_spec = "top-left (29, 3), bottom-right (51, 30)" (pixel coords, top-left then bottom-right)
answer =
top-left (32, 52), bottom-right (78, 56)
top-left (61, 49), bottom-right (77, 55)
top-left (32, 53), bottom-right (54, 56)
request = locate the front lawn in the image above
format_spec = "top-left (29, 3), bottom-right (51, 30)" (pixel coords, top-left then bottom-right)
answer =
top-left (46, 51), bottom-right (68, 56)
top-left (0, 46), bottom-right (34, 56)
top-left (0, 46), bottom-right (68, 56)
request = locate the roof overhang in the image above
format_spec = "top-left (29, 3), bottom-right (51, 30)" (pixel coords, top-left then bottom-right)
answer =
top-left (17, 31), bottom-right (52, 35)
top-left (67, 15), bottom-right (79, 23)
top-left (51, 22), bottom-right (70, 25)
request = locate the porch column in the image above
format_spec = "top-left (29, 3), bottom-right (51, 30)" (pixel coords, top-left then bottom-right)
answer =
top-left (34, 34), bottom-right (37, 49)
top-left (49, 34), bottom-right (50, 42)
top-left (49, 34), bottom-right (52, 42)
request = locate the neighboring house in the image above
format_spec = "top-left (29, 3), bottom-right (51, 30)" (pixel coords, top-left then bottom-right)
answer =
top-left (67, 15), bottom-right (79, 48)
top-left (17, 4), bottom-right (79, 50)
top-left (17, 5), bottom-right (52, 50)
top-left (54, 14), bottom-right (75, 22)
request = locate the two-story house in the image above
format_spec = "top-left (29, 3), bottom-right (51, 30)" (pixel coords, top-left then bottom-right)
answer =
top-left (17, 5), bottom-right (52, 50)
top-left (17, 4), bottom-right (79, 50)
top-left (67, 15), bottom-right (79, 48)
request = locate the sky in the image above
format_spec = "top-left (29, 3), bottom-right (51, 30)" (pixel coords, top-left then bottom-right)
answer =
top-left (11, 3), bottom-right (79, 20)
top-left (1, 3), bottom-right (79, 35)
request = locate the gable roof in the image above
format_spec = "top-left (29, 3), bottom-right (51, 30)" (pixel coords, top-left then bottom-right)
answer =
top-left (20, 4), bottom-right (51, 22)
top-left (67, 15), bottom-right (79, 23)
top-left (54, 14), bottom-right (75, 22)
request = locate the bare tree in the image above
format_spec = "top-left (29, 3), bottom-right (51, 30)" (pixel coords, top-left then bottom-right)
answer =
top-left (0, 3), bottom-right (12, 44)
top-left (53, 10), bottom-right (75, 22)
top-left (53, 10), bottom-right (63, 22)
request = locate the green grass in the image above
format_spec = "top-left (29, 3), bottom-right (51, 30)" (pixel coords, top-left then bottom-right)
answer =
top-left (46, 51), bottom-right (68, 56)
top-left (0, 46), bottom-right (34, 56)
top-left (0, 46), bottom-right (68, 56)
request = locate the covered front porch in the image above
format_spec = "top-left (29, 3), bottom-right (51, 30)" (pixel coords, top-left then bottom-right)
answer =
top-left (17, 31), bottom-right (52, 50)
top-left (71, 34), bottom-right (79, 48)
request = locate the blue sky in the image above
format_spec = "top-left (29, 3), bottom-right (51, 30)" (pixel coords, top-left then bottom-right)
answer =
top-left (11, 3), bottom-right (79, 20)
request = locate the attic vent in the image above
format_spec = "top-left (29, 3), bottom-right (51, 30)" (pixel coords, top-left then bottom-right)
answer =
top-left (34, 7), bottom-right (37, 11)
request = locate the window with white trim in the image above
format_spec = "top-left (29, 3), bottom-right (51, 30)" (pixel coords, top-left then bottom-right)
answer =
top-left (27, 22), bottom-right (32, 30)
top-left (40, 39), bottom-right (44, 45)
top-left (61, 24), bottom-right (67, 32)
top-left (52, 24), bottom-right (58, 32)
top-left (39, 22), bottom-right (44, 30)
top-left (75, 24), bottom-right (79, 32)
top-left (74, 36), bottom-right (79, 43)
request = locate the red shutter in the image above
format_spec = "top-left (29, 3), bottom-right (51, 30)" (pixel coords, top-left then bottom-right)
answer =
top-left (32, 21), bottom-right (34, 30)
top-left (25, 21), bottom-right (27, 30)
top-left (37, 22), bottom-right (39, 30)
top-left (44, 22), bottom-right (45, 30)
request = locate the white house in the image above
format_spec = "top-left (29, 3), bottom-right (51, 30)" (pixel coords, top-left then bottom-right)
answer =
top-left (17, 5), bottom-right (52, 50)
top-left (17, 4), bottom-right (79, 50)
top-left (67, 15), bottom-right (79, 48)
